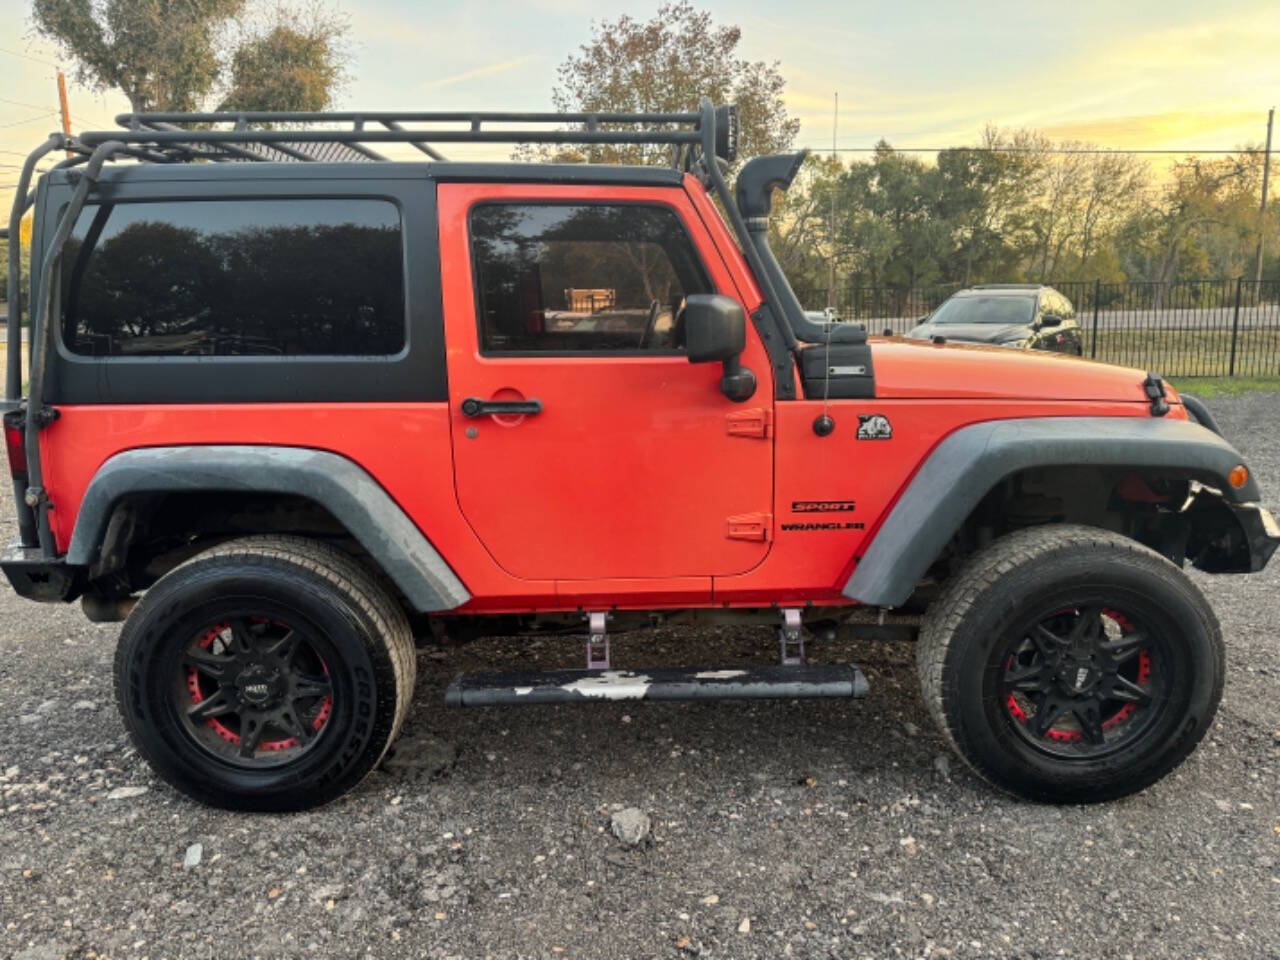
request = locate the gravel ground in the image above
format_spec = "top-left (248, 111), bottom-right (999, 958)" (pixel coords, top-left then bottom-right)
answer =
top-left (2, 394), bottom-right (1278, 960)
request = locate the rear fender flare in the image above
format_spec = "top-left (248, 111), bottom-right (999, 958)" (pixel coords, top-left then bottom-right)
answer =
top-left (843, 416), bottom-right (1260, 608)
top-left (66, 445), bottom-right (470, 612)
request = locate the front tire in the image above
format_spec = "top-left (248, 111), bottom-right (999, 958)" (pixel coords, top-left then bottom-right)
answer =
top-left (917, 524), bottom-right (1223, 803)
top-left (114, 536), bottom-right (416, 811)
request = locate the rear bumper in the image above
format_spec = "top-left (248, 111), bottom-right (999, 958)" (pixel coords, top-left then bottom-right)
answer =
top-left (0, 542), bottom-right (81, 602)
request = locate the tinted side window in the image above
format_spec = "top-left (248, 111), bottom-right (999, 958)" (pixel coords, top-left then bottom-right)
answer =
top-left (61, 199), bottom-right (405, 357)
top-left (469, 203), bottom-right (711, 353)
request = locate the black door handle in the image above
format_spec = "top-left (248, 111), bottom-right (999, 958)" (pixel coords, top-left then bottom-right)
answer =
top-left (460, 397), bottom-right (543, 418)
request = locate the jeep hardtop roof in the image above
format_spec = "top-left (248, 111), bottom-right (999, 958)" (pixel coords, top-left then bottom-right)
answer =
top-left (43, 160), bottom-right (687, 190)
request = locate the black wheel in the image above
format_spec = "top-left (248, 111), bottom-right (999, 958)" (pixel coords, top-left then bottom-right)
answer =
top-left (114, 536), bottom-right (416, 811)
top-left (917, 524), bottom-right (1223, 803)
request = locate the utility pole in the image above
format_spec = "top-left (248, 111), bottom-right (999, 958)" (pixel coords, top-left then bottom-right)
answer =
top-left (56, 70), bottom-right (72, 157)
top-left (827, 91), bottom-right (838, 313)
top-left (1256, 106), bottom-right (1274, 286)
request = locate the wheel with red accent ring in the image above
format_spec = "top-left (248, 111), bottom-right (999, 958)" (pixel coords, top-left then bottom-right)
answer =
top-left (114, 536), bottom-right (416, 811)
top-left (918, 524), bottom-right (1223, 803)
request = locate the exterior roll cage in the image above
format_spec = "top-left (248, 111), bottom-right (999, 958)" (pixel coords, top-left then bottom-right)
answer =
top-left (4, 98), bottom-right (818, 561)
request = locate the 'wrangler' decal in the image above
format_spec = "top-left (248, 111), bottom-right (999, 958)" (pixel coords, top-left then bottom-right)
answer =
top-left (781, 521), bottom-right (866, 532)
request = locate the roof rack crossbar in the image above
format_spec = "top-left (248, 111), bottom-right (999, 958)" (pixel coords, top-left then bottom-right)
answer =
top-left (380, 119), bottom-right (447, 161)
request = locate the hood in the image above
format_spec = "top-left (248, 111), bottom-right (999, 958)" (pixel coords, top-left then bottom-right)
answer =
top-left (871, 336), bottom-right (1163, 403)
top-left (905, 322), bottom-right (1028, 344)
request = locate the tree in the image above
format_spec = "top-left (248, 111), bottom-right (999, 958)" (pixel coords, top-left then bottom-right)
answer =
top-left (935, 127), bottom-right (1042, 284)
top-left (32, 0), bottom-right (244, 112)
top-left (31, 0), bottom-right (350, 114)
top-left (0, 216), bottom-right (33, 310)
top-left (1118, 155), bottom-right (1258, 292)
top-left (219, 3), bottom-right (349, 112)
top-left (537, 1), bottom-right (799, 166)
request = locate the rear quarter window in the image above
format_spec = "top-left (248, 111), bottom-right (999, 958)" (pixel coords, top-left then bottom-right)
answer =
top-left (60, 198), bottom-right (405, 357)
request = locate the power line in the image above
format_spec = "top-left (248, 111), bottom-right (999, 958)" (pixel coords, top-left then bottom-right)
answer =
top-left (0, 46), bottom-right (57, 67)
top-left (0, 96), bottom-right (58, 112)
top-left (0, 112), bottom-right (59, 130)
top-left (802, 145), bottom-right (1261, 156)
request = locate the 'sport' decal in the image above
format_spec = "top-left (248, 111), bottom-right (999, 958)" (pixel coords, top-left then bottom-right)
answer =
top-left (791, 500), bottom-right (856, 513)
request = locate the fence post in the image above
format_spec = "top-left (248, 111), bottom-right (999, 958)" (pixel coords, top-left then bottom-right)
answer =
top-left (1090, 278), bottom-right (1100, 358)
top-left (1228, 276), bottom-right (1243, 377)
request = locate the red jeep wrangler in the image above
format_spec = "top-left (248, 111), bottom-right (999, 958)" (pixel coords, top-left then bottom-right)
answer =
top-left (4, 102), bottom-right (1276, 811)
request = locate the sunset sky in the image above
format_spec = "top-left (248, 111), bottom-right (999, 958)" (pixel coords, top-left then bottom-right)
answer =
top-left (0, 0), bottom-right (1275, 202)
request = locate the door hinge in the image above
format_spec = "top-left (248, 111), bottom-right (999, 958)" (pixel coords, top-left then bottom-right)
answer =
top-left (726, 512), bottom-right (772, 541)
top-left (726, 407), bottom-right (772, 439)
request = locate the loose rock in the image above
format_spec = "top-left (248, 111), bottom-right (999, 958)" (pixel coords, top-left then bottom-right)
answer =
top-left (106, 786), bottom-right (149, 800)
top-left (380, 734), bottom-right (458, 778)
top-left (610, 807), bottom-right (651, 848)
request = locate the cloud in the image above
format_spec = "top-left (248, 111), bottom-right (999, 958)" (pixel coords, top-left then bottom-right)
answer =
top-left (420, 55), bottom-right (540, 92)
top-left (1039, 111), bottom-right (1267, 148)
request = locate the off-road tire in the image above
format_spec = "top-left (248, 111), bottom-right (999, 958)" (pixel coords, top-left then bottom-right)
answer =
top-left (114, 536), bottom-right (416, 811)
top-left (917, 524), bottom-right (1223, 803)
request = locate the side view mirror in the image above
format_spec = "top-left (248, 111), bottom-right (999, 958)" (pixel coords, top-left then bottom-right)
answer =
top-left (1040, 313), bottom-right (1063, 328)
top-left (684, 294), bottom-right (756, 402)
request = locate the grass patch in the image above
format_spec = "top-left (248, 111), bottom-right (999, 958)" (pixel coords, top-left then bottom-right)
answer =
top-left (1091, 328), bottom-right (1280, 378)
top-left (1167, 376), bottom-right (1280, 398)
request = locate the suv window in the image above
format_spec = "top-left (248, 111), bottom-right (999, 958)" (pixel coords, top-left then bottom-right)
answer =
top-left (469, 203), bottom-right (711, 353)
top-left (61, 198), bottom-right (405, 357)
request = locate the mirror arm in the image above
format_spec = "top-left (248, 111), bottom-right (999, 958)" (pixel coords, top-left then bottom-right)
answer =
top-left (720, 356), bottom-right (757, 403)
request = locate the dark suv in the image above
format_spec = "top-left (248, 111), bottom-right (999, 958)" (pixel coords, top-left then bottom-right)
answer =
top-left (906, 284), bottom-right (1083, 355)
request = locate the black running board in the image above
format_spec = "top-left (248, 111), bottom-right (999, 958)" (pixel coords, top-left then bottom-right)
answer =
top-left (445, 664), bottom-right (869, 708)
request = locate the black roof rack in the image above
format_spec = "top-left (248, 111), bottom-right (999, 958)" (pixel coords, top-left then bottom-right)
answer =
top-left (70, 105), bottom-right (740, 168)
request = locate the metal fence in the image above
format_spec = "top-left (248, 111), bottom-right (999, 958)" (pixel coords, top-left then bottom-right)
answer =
top-left (802, 278), bottom-right (1280, 378)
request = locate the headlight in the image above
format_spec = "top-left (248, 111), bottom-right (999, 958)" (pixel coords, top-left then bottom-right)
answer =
top-left (1000, 339), bottom-right (1028, 348)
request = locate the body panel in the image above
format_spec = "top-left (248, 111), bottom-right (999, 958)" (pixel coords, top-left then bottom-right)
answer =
top-left (437, 181), bottom-right (775, 582)
top-left (67, 445), bottom-right (469, 611)
top-left (711, 399), bottom-right (1162, 605)
top-left (871, 337), bottom-right (1157, 401)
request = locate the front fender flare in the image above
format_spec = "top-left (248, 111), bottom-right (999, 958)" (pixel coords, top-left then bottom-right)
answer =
top-left (67, 445), bottom-right (470, 612)
top-left (843, 416), bottom-right (1261, 608)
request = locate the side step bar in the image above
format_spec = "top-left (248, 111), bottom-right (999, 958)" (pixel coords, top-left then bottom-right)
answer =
top-left (445, 664), bottom-right (869, 708)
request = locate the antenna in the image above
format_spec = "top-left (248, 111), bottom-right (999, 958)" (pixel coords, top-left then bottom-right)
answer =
top-left (1256, 106), bottom-right (1273, 286)
top-left (827, 92), bottom-right (838, 313)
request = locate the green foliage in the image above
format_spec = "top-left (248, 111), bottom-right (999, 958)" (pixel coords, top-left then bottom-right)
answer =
top-left (0, 216), bottom-right (33, 311)
top-left (219, 4), bottom-right (348, 112)
top-left (30, 0), bottom-right (349, 113)
top-left (32, 0), bottom-right (245, 111)
top-left (1168, 376), bottom-right (1280, 397)
top-left (532, 1), bottom-right (799, 167)
top-left (779, 135), bottom-right (1277, 304)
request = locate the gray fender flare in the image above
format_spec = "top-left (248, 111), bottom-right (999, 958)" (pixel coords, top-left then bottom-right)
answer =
top-left (843, 416), bottom-right (1259, 608)
top-left (67, 445), bottom-right (470, 612)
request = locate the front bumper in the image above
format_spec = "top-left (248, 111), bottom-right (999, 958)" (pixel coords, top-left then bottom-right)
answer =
top-left (0, 542), bottom-right (82, 602)
top-left (1235, 502), bottom-right (1280, 572)
top-left (1188, 496), bottom-right (1280, 574)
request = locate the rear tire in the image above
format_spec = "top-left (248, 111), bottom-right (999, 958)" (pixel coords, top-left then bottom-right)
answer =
top-left (917, 524), bottom-right (1223, 803)
top-left (114, 536), bottom-right (416, 811)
